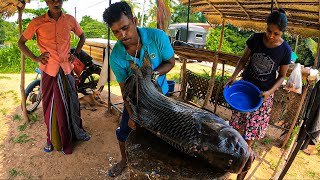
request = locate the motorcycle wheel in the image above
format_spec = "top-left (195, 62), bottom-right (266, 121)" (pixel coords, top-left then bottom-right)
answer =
top-left (78, 68), bottom-right (102, 95)
top-left (24, 79), bottom-right (42, 114)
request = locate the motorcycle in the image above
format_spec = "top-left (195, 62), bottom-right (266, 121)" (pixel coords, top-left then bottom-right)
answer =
top-left (24, 49), bottom-right (102, 113)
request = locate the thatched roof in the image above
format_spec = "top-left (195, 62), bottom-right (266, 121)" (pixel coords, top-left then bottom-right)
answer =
top-left (178, 0), bottom-right (320, 37)
top-left (0, 0), bottom-right (30, 19)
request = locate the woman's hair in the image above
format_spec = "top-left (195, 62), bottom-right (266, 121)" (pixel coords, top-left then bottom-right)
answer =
top-left (103, 1), bottom-right (133, 26)
top-left (267, 8), bottom-right (288, 32)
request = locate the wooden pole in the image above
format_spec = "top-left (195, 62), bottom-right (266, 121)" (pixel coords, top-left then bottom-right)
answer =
top-left (214, 62), bottom-right (225, 113)
top-left (180, 58), bottom-right (187, 100)
top-left (18, 2), bottom-right (29, 122)
top-left (281, 83), bottom-right (310, 149)
top-left (313, 37), bottom-right (320, 69)
top-left (294, 35), bottom-right (299, 53)
top-left (202, 19), bottom-right (225, 108)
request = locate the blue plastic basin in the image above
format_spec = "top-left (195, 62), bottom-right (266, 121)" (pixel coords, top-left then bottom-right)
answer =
top-left (223, 80), bottom-right (263, 112)
top-left (167, 80), bottom-right (175, 93)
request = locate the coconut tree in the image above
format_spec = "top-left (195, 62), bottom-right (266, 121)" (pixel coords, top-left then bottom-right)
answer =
top-left (1, 0), bottom-right (30, 122)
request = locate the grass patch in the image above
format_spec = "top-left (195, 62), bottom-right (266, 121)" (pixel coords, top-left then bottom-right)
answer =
top-left (307, 170), bottom-right (317, 179)
top-left (0, 76), bottom-right (11, 80)
top-left (0, 108), bottom-right (9, 116)
top-left (12, 114), bottom-right (22, 122)
top-left (10, 134), bottom-right (33, 144)
top-left (269, 159), bottom-right (277, 170)
top-left (18, 123), bottom-right (28, 131)
top-left (8, 168), bottom-right (23, 178)
top-left (28, 113), bottom-right (40, 123)
top-left (263, 138), bottom-right (272, 145)
top-left (286, 125), bottom-right (300, 149)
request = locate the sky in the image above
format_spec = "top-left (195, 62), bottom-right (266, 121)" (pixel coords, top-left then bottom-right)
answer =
top-left (7, 0), bottom-right (151, 23)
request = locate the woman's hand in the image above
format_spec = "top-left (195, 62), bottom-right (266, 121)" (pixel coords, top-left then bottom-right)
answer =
top-left (260, 91), bottom-right (271, 101)
top-left (35, 52), bottom-right (49, 65)
top-left (224, 76), bottom-right (236, 88)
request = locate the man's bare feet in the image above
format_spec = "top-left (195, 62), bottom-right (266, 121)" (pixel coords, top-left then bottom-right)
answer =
top-left (107, 160), bottom-right (127, 177)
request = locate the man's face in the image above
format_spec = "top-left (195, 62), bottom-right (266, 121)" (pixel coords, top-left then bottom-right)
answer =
top-left (45, 0), bottom-right (63, 14)
top-left (110, 13), bottom-right (138, 46)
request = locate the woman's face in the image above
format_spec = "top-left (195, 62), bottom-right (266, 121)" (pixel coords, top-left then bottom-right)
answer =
top-left (265, 24), bottom-right (283, 43)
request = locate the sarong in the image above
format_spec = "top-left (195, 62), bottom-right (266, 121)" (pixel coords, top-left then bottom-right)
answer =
top-left (41, 69), bottom-right (90, 154)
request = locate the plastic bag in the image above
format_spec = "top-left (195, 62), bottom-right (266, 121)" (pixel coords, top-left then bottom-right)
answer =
top-left (285, 63), bottom-right (302, 94)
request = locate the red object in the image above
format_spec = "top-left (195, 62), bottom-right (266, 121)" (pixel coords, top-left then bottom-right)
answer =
top-left (73, 57), bottom-right (85, 77)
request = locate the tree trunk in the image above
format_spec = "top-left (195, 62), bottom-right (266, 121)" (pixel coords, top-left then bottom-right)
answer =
top-left (18, 4), bottom-right (29, 122)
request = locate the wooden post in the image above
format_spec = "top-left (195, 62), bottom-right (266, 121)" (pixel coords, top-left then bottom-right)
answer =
top-left (214, 62), bottom-right (225, 113)
top-left (180, 58), bottom-right (187, 100)
top-left (281, 83), bottom-right (310, 149)
top-left (18, 3), bottom-right (29, 122)
top-left (313, 37), bottom-right (320, 69)
top-left (202, 19), bottom-right (225, 108)
top-left (294, 35), bottom-right (299, 53)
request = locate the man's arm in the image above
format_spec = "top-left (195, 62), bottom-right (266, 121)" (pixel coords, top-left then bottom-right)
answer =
top-left (74, 33), bottom-right (86, 54)
top-left (119, 82), bottom-right (136, 129)
top-left (153, 56), bottom-right (175, 75)
top-left (18, 35), bottom-right (49, 64)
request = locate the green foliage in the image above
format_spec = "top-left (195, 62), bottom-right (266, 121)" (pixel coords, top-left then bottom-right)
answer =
top-left (206, 24), bottom-right (253, 55)
top-left (18, 123), bottom-right (28, 132)
top-left (263, 138), bottom-right (272, 145)
top-left (10, 134), bottom-right (33, 144)
top-left (80, 16), bottom-right (116, 40)
top-left (9, 168), bottom-right (22, 178)
top-left (170, 4), bottom-right (206, 24)
top-left (12, 114), bottom-right (22, 122)
top-left (0, 19), bottom-right (19, 44)
top-left (307, 170), bottom-right (317, 179)
top-left (0, 41), bottom-right (39, 73)
top-left (28, 113), bottom-right (40, 123)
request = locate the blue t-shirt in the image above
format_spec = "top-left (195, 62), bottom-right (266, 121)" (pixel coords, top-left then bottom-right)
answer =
top-left (242, 33), bottom-right (291, 91)
top-left (110, 28), bottom-right (174, 95)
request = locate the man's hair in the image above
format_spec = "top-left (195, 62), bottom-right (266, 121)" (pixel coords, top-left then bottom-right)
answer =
top-left (103, 1), bottom-right (133, 26)
top-left (267, 8), bottom-right (288, 32)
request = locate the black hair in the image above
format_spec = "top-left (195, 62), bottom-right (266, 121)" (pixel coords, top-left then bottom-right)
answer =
top-left (267, 8), bottom-right (288, 32)
top-left (103, 1), bottom-right (133, 26)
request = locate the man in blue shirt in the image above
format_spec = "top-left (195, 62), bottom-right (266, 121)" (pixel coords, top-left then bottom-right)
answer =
top-left (103, 1), bottom-right (175, 177)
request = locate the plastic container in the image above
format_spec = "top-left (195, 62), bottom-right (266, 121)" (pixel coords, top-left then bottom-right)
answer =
top-left (167, 80), bottom-right (176, 93)
top-left (223, 80), bottom-right (263, 112)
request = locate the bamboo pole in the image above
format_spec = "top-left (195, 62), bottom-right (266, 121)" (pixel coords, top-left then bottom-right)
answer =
top-left (281, 83), bottom-right (310, 149)
top-left (313, 37), bottom-right (320, 69)
top-left (202, 19), bottom-right (225, 109)
top-left (18, 2), bottom-right (29, 122)
top-left (214, 62), bottom-right (225, 113)
top-left (294, 35), bottom-right (299, 53)
top-left (180, 58), bottom-right (187, 100)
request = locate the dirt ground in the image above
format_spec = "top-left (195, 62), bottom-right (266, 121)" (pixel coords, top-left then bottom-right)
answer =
top-left (0, 73), bottom-right (320, 180)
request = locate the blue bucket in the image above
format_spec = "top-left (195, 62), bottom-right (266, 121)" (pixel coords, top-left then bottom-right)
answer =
top-left (223, 80), bottom-right (263, 112)
top-left (167, 80), bottom-right (175, 93)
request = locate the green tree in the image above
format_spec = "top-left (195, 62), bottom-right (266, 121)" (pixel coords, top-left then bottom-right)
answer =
top-left (0, 19), bottom-right (18, 44)
top-left (80, 16), bottom-right (116, 40)
top-left (170, 4), bottom-right (206, 24)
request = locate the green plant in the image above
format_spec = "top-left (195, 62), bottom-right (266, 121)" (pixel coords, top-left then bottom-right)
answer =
top-left (8, 168), bottom-right (22, 178)
top-left (12, 114), bottom-right (22, 122)
top-left (18, 124), bottom-right (28, 132)
top-left (269, 159), bottom-right (277, 170)
top-left (286, 125), bottom-right (301, 149)
top-left (28, 113), bottom-right (40, 123)
top-left (10, 134), bottom-right (32, 144)
top-left (307, 170), bottom-right (316, 179)
top-left (263, 138), bottom-right (272, 145)
top-left (0, 76), bottom-right (11, 80)
top-left (0, 108), bottom-right (9, 116)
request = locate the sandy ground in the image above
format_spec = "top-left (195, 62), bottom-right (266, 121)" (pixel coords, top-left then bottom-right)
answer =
top-left (0, 73), bottom-right (319, 180)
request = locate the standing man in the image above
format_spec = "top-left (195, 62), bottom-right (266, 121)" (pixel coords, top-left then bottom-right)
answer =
top-left (18, 0), bottom-right (91, 155)
top-left (103, 1), bottom-right (175, 177)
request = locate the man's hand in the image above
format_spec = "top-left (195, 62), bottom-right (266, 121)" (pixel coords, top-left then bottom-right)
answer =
top-left (128, 119), bottom-right (136, 130)
top-left (68, 52), bottom-right (78, 63)
top-left (35, 52), bottom-right (49, 65)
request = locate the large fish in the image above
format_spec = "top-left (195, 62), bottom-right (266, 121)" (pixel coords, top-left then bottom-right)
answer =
top-left (124, 52), bottom-right (252, 174)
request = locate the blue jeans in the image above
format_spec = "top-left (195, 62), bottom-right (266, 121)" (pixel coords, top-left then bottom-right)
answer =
top-left (116, 107), bottom-right (132, 142)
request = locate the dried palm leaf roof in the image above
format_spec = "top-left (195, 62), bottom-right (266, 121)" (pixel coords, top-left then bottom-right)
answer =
top-left (0, 0), bottom-right (30, 19)
top-left (178, 0), bottom-right (320, 37)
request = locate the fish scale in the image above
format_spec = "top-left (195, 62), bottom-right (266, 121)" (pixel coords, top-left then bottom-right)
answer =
top-left (124, 52), bottom-right (251, 173)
